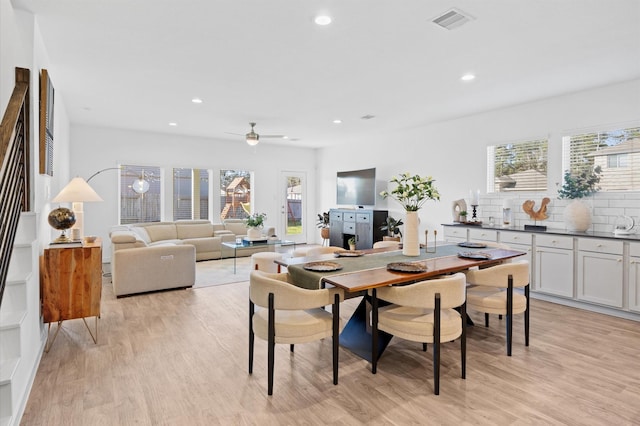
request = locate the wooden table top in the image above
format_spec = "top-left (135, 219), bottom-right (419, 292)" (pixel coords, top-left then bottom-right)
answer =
top-left (279, 247), bottom-right (526, 293)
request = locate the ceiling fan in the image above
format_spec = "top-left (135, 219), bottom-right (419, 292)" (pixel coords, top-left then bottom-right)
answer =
top-left (227, 122), bottom-right (286, 146)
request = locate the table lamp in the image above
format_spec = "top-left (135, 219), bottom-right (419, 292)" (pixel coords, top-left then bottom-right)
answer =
top-left (51, 177), bottom-right (103, 241)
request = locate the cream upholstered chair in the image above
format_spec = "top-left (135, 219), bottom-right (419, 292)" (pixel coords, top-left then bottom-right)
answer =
top-left (464, 260), bottom-right (530, 356)
top-left (370, 273), bottom-right (467, 395)
top-left (372, 241), bottom-right (401, 249)
top-left (249, 270), bottom-right (344, 395)
top-left (305, 246), bottom-right (345, 257)
top-left (251, 252), bottom-right (284, 273)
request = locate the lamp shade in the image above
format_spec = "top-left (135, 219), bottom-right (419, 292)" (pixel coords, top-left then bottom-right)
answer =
top-left (52, 177), bottom-right (104, 203)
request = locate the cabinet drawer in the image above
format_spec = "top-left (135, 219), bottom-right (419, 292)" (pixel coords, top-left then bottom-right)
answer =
top-left (356, 213), bottom-right (371, 223)
top-left (443, 227), bottom-right (467, 240)
top-left (500, 231), bottom-right (532, 246)
top-left (629, 242), bottom-right (640, 257)
top-left (536, 234), bottom-right (573, 250)
top-left (343, 212), bottom-right (356, 222)
top-left (343, 222), bottom-right (356, 234)
top-left (578, 238), bottom-right (623, 255)
top-left (468, 228), bottom-right (497, 242)
top-left (330, 211), bottom-right (342, 221)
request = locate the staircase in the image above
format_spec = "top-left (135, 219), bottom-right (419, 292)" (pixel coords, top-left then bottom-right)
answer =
top-left (0, 213), bottom-right (43, 426)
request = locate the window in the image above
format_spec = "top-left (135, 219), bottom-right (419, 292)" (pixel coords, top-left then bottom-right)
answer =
top-left (173, 168), bottom-right (209, 220)
top-left (220, 170), bottom-right (251, 220)
top-left (562, 126), bottom-right (640, 192)
top-left (120, 165), bottom-right (161, 224)
top-left (487, 139), bottom-right (548, 193)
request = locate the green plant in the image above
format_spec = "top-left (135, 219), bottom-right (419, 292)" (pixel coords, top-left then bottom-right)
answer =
top-left (245, 212), bottom-right (267, 228)
top-left (348, 236), bottom-right (356, 246)
top-left (380, 172), bottom-right (440, 211)
top-left (557, 166), bottom-right (602, 199)
top-left (316, 212), bottom-right (330, 228)
top-left (380, 216), bottom-right (403, 238)
top-left (459, 210), bottom-right (467, 216)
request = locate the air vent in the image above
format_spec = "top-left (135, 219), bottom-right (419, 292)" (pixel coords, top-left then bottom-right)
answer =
top-left (360, 114), bottom-right (375, 120)
top-left (432, 8), bottom-right (474, 30)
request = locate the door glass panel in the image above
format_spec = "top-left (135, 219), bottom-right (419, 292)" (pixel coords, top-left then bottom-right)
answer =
top-left (282, 172), bottom-right (305, 243)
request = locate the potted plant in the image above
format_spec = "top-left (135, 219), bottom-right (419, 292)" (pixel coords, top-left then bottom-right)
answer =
top-left (380, 216), bottom-right (403, 241)
top-left (348, 236), bottom-right (356, 251)
top-left (317, 212), bottom-right (330, 240)
top-left (380, 172), bottom-right (440, 256)
top-left (245, 212), bottom-right (267, 238)
top-left (557, 166), bottom-right (601, 232)
top-left (458, 210), bottom-right (468, 223)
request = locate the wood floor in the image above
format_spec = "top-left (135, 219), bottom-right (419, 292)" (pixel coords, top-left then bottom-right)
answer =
top-left (21, 275), bottom-right (640, 425)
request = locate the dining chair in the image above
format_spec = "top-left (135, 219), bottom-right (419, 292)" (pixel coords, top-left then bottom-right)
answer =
top-left (370, 272), bottom-right (467, 395)
top-left (249, 270), bottom-right (344, 395)
top-left (372, 241), bottom-right (401, 249)
top-left (306, 246), bottom-right (346, 257)
top-left (464, 260), bottom-right (530, 356)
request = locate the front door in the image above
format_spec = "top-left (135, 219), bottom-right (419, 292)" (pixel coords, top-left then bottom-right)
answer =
top-left (280, 171), bottom-right (306, 243)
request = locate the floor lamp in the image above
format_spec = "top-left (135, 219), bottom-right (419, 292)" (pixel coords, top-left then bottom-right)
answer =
top-left (51, 177), bottom-right (103, 240)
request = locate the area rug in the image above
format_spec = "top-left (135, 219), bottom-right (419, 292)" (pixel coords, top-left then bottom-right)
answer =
top-left (194, 257), bottom-right (251, 288)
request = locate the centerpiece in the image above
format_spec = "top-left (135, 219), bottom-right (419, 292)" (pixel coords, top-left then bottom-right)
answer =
top-left (316, 211), bottom-right (330, 241)
top-left (245, 212), bottom-right (267, 239)
top-left (380, 173), bottom-right (440, 256)
top-left (557, 166), bottom-right (601, 232)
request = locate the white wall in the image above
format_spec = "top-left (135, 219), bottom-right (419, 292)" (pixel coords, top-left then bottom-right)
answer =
top-left (317, 79), bottom-right (640, 237)
top-left (69, 125), bottom-right (318, 260)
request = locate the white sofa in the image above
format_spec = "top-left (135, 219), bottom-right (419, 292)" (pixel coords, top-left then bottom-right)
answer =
top-left (109, 219), bottom-right (276, 296)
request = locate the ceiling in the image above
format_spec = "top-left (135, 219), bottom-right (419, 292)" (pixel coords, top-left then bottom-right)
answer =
top-left (14, 0), bottom-right (640, 148)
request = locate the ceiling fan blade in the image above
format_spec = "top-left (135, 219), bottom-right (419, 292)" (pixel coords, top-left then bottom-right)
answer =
top-left (224, 132), bottom-right (244, 136)
top-left (260, 134), bottom-right (286, 139)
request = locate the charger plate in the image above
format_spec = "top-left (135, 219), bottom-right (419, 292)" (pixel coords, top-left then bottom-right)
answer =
top-left (457, 251), bottom-right (492, 260)
top-left (387, 262), bottom-right (427, 273)
top-left (335, 250), bottom-right (364, 257)
top-left (303, 261), bottom-right (343, 272)
top-left (458, 242), bottom-right (487, 248)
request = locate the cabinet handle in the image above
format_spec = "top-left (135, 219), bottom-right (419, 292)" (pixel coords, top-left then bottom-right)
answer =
top-left (617, 258), bottom-right (622, 263)
top-left (597, 244), bottom-right (603, 248)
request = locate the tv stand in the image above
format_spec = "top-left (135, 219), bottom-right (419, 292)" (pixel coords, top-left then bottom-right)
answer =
top-left (329, 209), bottom-right (388, 250)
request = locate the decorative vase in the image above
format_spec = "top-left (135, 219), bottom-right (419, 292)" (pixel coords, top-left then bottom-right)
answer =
top-left (247, 227), bottom-right (262, 239)
top-left (563, 199), bottom-right (592, 232)
top-left (403, 211), bottom-right (420, 256)
top-left (320, 228), bottom-right (330, 240)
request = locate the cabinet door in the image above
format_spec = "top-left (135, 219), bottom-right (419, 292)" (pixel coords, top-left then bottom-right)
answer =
top-left (630, 256), bottom-right (640, 313)
top-left (468, 228), bottom-right (497, 242)
top-left (577, 251), bottom-right (624, 308)
top-left (355, 213), bottom-right (372, 249)
top-left (535, 246), bottom-right (573, 298)
top-left (443, 227), bottom-right (467, 243)
top-left (329, 210), bottom-right (343, 247)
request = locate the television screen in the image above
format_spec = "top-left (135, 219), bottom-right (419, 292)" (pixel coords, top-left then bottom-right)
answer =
top-left (337, 168), bottom-right (376, 206)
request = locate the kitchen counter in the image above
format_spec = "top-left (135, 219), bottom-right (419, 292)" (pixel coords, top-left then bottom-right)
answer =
top-left (442, 223), bottom-right (640, 242)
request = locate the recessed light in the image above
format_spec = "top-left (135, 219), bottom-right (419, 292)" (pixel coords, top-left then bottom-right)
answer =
top-left (333, 119), bottom-right (342, 124)
top-left (315, 15), bottom-right (332, 25)
top-left (461, 73), bottom-right (475, 81)
top-left (169, 122), bottom-right (177, 126)
top-left (191, 98), bottom-right (203, 104)
top-left (283, 136), bottom-right (289, 139)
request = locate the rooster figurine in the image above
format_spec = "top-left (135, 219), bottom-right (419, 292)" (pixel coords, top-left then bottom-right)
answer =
top-left (522, 197), bottom-right (550, 221)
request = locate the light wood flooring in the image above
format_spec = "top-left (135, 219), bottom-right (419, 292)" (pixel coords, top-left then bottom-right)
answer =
top-left (21, 274), bottom-right (640, 425)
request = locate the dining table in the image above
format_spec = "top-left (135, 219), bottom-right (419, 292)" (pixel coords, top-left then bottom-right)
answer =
top-left (276, 244), bottom-right (526, 361)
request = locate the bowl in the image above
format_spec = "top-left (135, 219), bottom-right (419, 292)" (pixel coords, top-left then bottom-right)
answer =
top-left (84, 235), bottom-right (97, 243)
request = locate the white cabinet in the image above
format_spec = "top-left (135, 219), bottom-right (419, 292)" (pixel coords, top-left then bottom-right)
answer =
top-left (499, 230), bottom-right (534, 274)
top-left (577, 239), bottom-right (624, 308)
top-left (535, 234), bottom-right (574, 297)
top-left (468, 228), bottom-right (497, 242)
top-left (443, 226), bottom-right (467, 243)
top-left (629, 243), bottom-right (640, 313)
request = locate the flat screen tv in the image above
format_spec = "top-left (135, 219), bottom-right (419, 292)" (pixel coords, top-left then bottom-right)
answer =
top-left (336, 168), bottom-right (376, 206)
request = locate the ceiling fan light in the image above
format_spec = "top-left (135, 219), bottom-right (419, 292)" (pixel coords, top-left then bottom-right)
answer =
top-left (246, 134), bottom-right (259, 146)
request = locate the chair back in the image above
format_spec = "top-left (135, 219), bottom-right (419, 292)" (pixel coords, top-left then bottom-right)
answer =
top-left (372, 241), bottom-right (400, 249)
top-left (465, 260), bottom-right (529, 288)
top-left (250, 270), bottom-right (341, 310)
top-left (306, 246), bottom-right (345, 257)
top-left (375, 272), bottom-right (466, 309)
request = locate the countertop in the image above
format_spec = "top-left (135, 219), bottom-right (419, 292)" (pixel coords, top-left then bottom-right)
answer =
top-left (442, 223), bottom-right (640, 242)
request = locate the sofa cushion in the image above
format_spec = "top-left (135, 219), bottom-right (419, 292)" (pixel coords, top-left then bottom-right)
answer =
top-left (145, 224), bottom-right (178, 242)
top-left (224, 219), bottom-right (249, 236)
top-left (131, 226), bottom-right (151, 244)
top-left (176, 223), bottom-right (214, 239)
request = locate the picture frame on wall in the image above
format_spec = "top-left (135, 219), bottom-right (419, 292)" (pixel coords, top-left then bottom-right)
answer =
top-left (39, 68), bottom-right (54, 176)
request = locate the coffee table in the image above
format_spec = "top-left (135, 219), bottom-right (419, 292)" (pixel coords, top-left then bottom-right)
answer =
top-left (222, 239), bottom-right (296, 273)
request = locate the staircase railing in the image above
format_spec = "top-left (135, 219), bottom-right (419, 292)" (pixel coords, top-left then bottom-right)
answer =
top-left (0, 67), bottom-right (31, 305)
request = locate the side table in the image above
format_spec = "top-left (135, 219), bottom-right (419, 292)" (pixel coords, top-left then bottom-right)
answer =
top-left (40, 238), bottom-right (102, 352)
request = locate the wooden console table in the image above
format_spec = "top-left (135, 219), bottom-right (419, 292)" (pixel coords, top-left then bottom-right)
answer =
top-left (40, 238), bottom-right (102, 351)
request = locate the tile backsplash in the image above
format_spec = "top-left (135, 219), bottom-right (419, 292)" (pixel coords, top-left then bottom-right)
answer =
top-left (475, 192), bottom-right (640, 233)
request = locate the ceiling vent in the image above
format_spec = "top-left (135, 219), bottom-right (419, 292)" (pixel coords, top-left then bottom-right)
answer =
top-left (432, 8), bottom-right (474, 30)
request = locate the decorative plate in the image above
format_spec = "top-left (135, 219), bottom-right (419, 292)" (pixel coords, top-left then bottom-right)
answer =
top-left (387, 262), bottom-right (427, 273)
top-left (457, 251), bottom-right (492, 260)
top-left (334, 250), bottom-right (364, 257)
top-left (303, 261), bottom-right (343, 272)
top-left (457, 242), bottom-right (487, 248)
